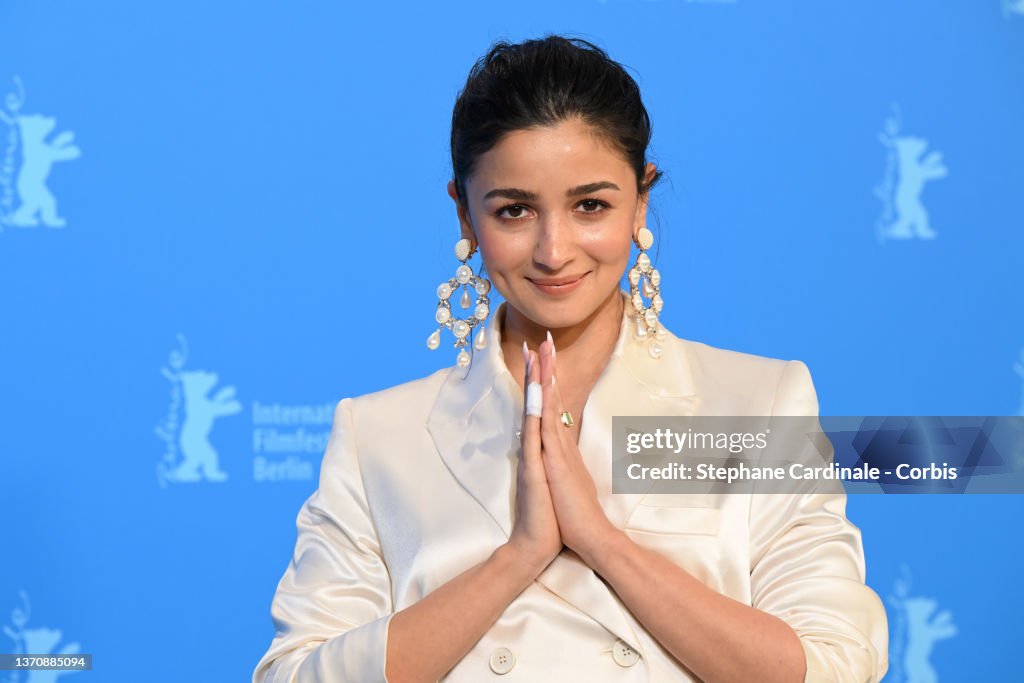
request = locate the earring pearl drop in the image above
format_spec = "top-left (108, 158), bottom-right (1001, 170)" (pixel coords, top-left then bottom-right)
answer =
top-left (426, 238), bottom-right (492, 368)
top-left (629, 226), bottom-right (667, 359)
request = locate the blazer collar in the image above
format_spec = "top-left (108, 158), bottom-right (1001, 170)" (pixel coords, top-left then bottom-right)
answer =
top-left (426, 289), bottom-right (702, 656)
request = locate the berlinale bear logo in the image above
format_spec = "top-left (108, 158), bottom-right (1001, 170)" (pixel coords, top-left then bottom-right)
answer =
top-left (3, 590), bottom-right (83, 683)
top-left (0, 77), bottom-right (81, 231)
top-left (156, 333), bottom-right (242, 486)
top-left (874, 103), bottom-right (947, 243)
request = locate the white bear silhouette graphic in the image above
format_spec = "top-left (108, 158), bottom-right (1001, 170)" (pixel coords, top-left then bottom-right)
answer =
top-left (20, 626), bottom-right (82, 683)
top-left (883, 135), bottom-right (948, 240)
top-left (7, 113), bottom-right (80, 228)
top-left (901, 596), bottom-right (957, 683)
top-left (165, 370), bottom-right (242, 482)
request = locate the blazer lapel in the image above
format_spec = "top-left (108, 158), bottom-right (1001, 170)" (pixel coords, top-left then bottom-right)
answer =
top-left (426, 289), bottom-right (702, 657)
top-left (425, 302), bottom-right (523, 539)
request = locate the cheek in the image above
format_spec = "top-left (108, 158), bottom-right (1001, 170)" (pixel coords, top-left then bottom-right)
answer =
top-left (476, 230), bottom-right (529, 274)
top-left (581, 226), bottom-right (633, 265)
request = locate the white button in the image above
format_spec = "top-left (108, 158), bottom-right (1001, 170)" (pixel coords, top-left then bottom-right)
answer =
top-left (489, 647), bottom-right (515, 674)
top-left (612, 639), bottom-right (640, 667)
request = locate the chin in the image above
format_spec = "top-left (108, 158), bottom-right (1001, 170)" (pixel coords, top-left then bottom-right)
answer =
top-left (504, 275), bottom-right (619, 328)
top-left (516, 293), bottom-right (605, 330)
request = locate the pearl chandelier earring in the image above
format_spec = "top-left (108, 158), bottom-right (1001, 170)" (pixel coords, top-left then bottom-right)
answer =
top-left (426, 238), bottom-right (492, 368)
top-left (628, 226), bottom-right (667, 359)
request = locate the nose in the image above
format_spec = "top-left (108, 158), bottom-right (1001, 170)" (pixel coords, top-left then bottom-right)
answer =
top-left (533, 216), bottom-right (575, 271)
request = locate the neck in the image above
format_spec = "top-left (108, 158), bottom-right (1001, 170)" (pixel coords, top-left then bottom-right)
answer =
top-left (500, 288), bottom-right (625, 380)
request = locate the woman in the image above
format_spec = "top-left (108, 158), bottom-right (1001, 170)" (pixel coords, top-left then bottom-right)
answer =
top-left (253, 35), bottom-right (888, 683)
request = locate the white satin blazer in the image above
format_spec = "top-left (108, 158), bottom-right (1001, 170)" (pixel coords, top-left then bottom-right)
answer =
top-left (253, 289), bottom-right (889, 683)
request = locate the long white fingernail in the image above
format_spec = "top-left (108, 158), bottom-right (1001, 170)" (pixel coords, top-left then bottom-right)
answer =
top-left (526, 381), bottom-right (543, 416)
top-left (547, 330), bottom-right (556, 359)
top-left (522, 340), bottom-right (529, 367)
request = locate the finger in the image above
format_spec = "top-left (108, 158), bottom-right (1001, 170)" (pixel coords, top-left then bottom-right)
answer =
top-left (522, 348), bottom-right (543, 468)
top-left (544, 342), bottom-right (575, 453)
top-left (521, 339), bottom-right (534, 420)
top-left (521, 338), bottom-right (530, 382)
top-left (538, 338), bottom-right (564, 468)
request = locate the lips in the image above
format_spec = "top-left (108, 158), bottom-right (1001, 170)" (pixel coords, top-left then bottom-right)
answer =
top-left (528, 272), bottom-right (589, 295)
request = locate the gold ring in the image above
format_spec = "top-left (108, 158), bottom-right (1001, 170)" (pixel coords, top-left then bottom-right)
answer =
top-left (560, 410), bottom-right (574, 427)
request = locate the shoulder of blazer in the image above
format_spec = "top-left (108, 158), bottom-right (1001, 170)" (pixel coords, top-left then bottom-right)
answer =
top-left (343, 365), bottom-right (453, 434)
top-left (674, 336), bottom-right (811, 410)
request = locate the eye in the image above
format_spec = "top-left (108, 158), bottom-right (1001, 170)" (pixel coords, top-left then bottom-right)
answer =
top-left (578, 198), bottom-right (611, 214)
top-left (492, 198), bottom-right (611, 221)
top-left (494, 203), bottom-right (531, 220)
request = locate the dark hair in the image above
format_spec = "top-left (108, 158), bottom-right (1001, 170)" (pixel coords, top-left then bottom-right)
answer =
top-left (450, 34), bottom-right (664, 207)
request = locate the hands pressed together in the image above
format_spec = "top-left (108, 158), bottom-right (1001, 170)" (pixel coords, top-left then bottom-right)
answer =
top-left (506, 333), bottom-right (620, 576)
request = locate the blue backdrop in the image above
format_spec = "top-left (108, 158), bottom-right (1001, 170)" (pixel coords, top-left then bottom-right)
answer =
top-left (2, 1), bottom-right (1022, 680)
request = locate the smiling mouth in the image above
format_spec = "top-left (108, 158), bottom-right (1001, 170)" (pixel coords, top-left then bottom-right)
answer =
top-left (527, 272), bottom-right (589, 292)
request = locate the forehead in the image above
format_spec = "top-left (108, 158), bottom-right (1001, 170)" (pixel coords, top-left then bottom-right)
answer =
top-left (467, 119), bottom-right (632, 197)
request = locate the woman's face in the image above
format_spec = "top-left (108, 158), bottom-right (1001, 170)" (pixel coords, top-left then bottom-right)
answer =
top-left (448, 117), bottom-right (655, 332)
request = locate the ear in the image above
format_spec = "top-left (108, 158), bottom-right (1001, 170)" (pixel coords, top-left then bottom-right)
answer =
top-left (633, 163), bottom-right (658, 241)
top-left (447, 179), bottom-right (477, 245)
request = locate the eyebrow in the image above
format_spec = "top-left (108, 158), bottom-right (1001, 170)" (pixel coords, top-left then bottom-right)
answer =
top-left (482, 181), bottom-right (621, 201)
